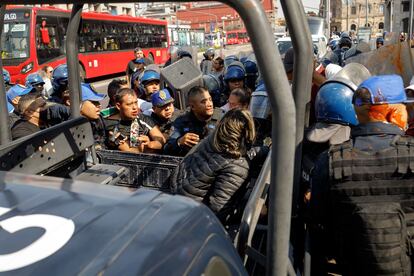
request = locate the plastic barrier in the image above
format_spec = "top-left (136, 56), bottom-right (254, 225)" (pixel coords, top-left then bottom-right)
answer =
top-left (96, 149), bottom-right (183, 191)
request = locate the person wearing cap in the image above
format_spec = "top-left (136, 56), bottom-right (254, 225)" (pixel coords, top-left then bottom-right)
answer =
top-left (164, 86), bottom-right (221, 156)
top-left (11, 94), bottom-right (47, 140)
top-left (149, 89), bottom-right (180, 140)
top-left (7, 84), bottom-right (37, 115)
top-left (126, 47), bottom-right (145, 85)
top-left (79, 83), bottom-right (108, 148)
top-left (104, 88), bottom-right (165, 153)
top-left (307, 75), bottom-right (414, 275)
top-left (200, 48), bottom-right (215, 75)
top-left (376, 37), bottom-right (385, 49)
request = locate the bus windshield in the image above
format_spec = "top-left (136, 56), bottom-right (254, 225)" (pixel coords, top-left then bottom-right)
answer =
top-left (1, 22), bottom-right (30, 60)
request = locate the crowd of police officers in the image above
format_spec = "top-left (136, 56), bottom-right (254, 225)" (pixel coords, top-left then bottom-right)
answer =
top-left (5, 31), bottom-right (414, 273)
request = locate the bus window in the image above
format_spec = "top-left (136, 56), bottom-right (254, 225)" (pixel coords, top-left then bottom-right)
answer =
top-left (1, 22), bottom-right (30, 61)
top-left (36, 16), bottom-right (67, 65)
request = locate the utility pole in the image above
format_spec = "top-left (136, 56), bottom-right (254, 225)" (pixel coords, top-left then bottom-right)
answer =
top-left (409, 0), bottom-right (413, 41)
top-left (326, 0), bottom-right (330, 37)
top-left (365, 0), bottom-right (368, 27)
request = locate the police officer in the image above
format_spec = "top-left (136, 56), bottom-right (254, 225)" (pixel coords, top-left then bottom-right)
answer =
top-left (322, 32), bottom-right (356, 67)
top-left (148, 89), bottom-right (181, 140)
top-left (309, 74), bottom-right (414, 275)
top-left (200, 48), bottom-right (215, 75)
top-left (224, 55), bottom-right (239, 69)
top-left (139, 69), bottom-right (160, 102)
top-left (376, 37), bottom-right (384, 49)
top-left (25, 73), bottom-right (45, 96)
top-left (242, 59), bottom-right (258, 91)
top-left (49, 64), bottom-right (69, 105)
top-left (222, 61), bottom-right (247, 106)
top-left (202, 73), bottom-right (223, 108)
top-left (164, 86), bottom-right (222, 156)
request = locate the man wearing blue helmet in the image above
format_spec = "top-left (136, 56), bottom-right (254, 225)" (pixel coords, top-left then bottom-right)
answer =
top-left (140, 69), bottom-right (160, 100)
top-left (222, 61), bottom-right (247, 106)
top-left (376, 37), bottom-right (384, 49)
top-left (50, 64), bottom-right (69, 105)
top-left (243, 59), bottom-right (258, 91)
top-left (25, 73), bottom-right (45, 95)
top-left (307, 74), bottom-right (414, 275)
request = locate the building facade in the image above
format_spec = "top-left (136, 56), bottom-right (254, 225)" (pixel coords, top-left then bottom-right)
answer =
top-left (175, 1), bottom-right (277, 33)
top-left (328, 0), bottom-right (385, 35)
top-left (384, 0), bottom-right (413, 34)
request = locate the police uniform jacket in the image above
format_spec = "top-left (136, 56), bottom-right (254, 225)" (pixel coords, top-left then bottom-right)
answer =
top-left (174, 136), bottom-right (250, 220)
top-left (164, 111), bottom-right (217, 156)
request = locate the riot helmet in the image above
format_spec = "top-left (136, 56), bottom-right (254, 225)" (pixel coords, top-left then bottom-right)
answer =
top-left (328, 39), bottom-right (339, 51)
top-left (243, 59), bottom-right (258, 90)
top-left (224, 61), bottom-right (246, 81)
top-left (315, 81), bottom-right (358, 126)
top-left (52, 64), bottom-right (68, 95)
top-left (177, 49), bottom-right (192, 60)
top-left (250, 82), bottom-right (271, 120)
top-left (25, 73), bottom-right (45, 87)
top-left (338, 33), bottom-right (352, 49)
top-left (240, 56), bottom-right (248, 64)
top-left (140, 69), bottom-right (160, 86)
top-left (3, 69), bottom-right (10, 84)
top-left (376, 37), bottom-right (384, 49)
top-left (224, 55), bottom-right (239, 68)
top-left (203, 74), bottom-right (223, 107)
top-left (203, 48), bottom-right (215, 59)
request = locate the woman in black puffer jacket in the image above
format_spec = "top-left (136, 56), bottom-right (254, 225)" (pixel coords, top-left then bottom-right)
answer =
top-left (174, 108), bottom-right (256, 221)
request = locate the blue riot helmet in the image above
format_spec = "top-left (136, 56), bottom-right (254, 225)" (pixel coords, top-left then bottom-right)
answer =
top-left (243, 59), bottom-right (258, 90)
top-left (376, 37), bottom-right (384, 49)
top-left (224, 61), bottom-right (246, 81)
top-left (52, 64), bottom-right (68, 96)
top-left (328, 39), bottom-right (339, 51)
top-left (203, 74), bottom-right (223, 107)
top-left (240, 56), bottom-right (248, 64)
top-left (139, 69), bottom-right (160, 86)
top-left (26, 73), bottom-right (45, 86)
top-left (315, 81), bottom-right (358, 126)
top-left (3, 69), bottom-right (10, 84)
top-left (224, 55), bottom-right (239, 68)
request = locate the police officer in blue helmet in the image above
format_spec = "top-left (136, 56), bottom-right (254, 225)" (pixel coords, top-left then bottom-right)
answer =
top-left (50, 64), bottom-right (69, 104)
top-left (139, 68), bottom-right (160, 103)
top-left (307, 74), bottom-right (414, 275)
top-left (224, 55), bottom-right (239, 68)
top-left (376, 37), bottom-right (384, 49)
top-left (203, 73), bottom-right (223, 107)
top-left (25, 73), bottom-right (45, 95)
top-left (243, 59), bottom-right (258, 91)
top-left (224, 61), bottom-right (246, 91)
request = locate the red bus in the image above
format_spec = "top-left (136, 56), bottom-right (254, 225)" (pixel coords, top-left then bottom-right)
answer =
top-left (225, 29), bottom-right (249, 45)
top-left (2, 6), bottom-right (169, 84)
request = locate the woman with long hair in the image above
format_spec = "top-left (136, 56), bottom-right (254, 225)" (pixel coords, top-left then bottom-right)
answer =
top-left (174, 108), bottom-right (256, 222)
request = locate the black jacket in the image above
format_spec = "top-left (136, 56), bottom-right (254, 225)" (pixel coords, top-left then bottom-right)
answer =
top-left (164, 110), bottom-right (223, 156)
top-left (174, 137), bottom-right (250, 220)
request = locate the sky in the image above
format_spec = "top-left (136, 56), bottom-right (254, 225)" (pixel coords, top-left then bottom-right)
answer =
top-left (276, 0), bottom-right (321, 18)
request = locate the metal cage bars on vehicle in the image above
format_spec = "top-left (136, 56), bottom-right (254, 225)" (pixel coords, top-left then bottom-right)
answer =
top-left (0, 0), bottom-right (313, 275)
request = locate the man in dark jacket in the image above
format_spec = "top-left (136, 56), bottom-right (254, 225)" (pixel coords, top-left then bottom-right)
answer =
top-left (164, 86), bottom-right (221, 156)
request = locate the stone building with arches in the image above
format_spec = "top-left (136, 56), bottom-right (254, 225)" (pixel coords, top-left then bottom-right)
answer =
top-left (384, 0), bottom-right (414, 34)
top-left (329, 0), bottom-right (385, 35)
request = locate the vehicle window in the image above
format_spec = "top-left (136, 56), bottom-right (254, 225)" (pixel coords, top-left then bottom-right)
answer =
top-left (2, 22), bottom-right (30, 61)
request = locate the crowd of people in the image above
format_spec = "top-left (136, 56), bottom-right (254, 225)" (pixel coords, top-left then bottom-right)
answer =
top-left (5, 32), bottom-right (414, 272)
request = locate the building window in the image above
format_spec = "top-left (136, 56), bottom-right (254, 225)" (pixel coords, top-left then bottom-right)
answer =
top-left (109, 6), bottom-right (117, 15)
top-left (351, 24), bottom-right (356, 31)
top-left (379, 22), bottom-right (384, 29)
top-left (351, 6), bottom-right (356, 15)
top-left (379, 4), bottom-right (384, 14)
top-left (403, 1), bottom-right (410, 12)
top-left (368, 4), bottom-right (372, 14)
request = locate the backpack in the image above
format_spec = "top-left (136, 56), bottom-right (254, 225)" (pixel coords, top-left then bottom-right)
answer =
top-left (328, 136), bottom-right (414, 275)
